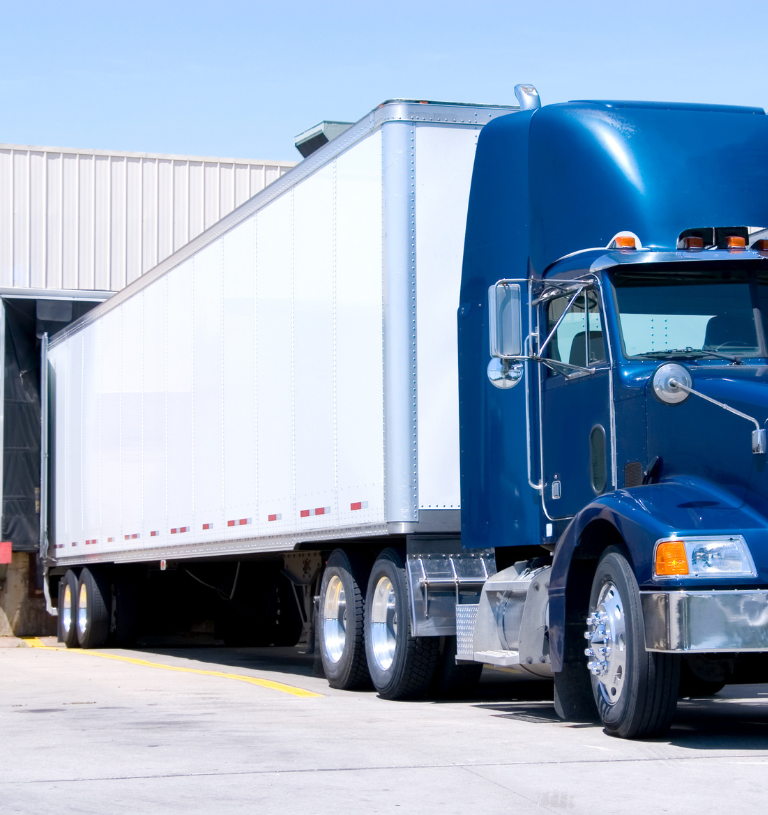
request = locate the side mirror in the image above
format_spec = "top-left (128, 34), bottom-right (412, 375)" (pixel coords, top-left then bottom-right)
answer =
top-left (488, 282), bottom-right (522, 358)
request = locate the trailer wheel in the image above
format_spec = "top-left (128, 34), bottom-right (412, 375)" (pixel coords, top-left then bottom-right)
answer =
top-left (318, 549), bottom-right (371, 690)
top-left (58, 570), bottom-right (80, 648)
top-left (76, 568), bottom-right (110, 649)
top-left (585, 548), bottom-right (679, 739)
top-left (431, 636), bottom-right (483, 699)
top-left (364, 548), bottom-right (439, 700)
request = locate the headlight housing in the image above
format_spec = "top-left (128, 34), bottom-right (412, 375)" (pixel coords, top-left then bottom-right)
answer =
top-left (654, 535), bottom-right (756, 579)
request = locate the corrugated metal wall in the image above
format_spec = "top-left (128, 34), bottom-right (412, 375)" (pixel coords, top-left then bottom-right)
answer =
top-left (0, 145), bottom-right (295, 293)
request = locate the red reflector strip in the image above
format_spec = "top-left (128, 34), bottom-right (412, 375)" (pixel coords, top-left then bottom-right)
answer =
top-left (107, 537), bottom-right (115, 542)
top-left (350, 501), bottom-right (369, 511)
top-left (268, 513), bottom-right (282, 522)
top-left (170, 527), bottom-right (190, 534)
top-left (150, 530), bottom-right (159, 537)
top-left (124, 534), bottom-right (140, 540)
top-left (203, 523), bottom-right (213, 530)
top-left (54, 543), bottom-right (65, 550)
top-left (85, 539), bottom-right (98, 545)
top-left (301, 507), bottom-right (331, 518)
top-left (71, 542), bottom-right (77, 547)
top-left (227, 518), bottom-right (252, 527)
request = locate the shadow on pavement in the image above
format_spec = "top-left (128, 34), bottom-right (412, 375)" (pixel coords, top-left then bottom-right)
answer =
top-left (126, 641), bottom-right (768, 748)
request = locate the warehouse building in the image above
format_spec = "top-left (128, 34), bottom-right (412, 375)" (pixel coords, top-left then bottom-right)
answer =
top-left (0, 143), bottom-right (295, 635)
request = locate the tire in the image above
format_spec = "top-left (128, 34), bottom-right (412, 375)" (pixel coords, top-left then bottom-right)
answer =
top-left (585, 548), bottom-right (680, 739)
top-left (679, 657), bottom-right (726, 697)
top-left (76, 567), bottom-right (110, 649)
top-left (318, 549), bottom-right (371, 690)
top-left (431, 636), bottom-right (483, 699)
top-left (364, 548), bottom-right (439, 700)
top-left (58, 570), bottom-right (80, 648)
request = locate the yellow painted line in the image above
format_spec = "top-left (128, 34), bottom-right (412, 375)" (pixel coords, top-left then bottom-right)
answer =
top-left (23, 637), bottom-right (50, 648)
top-left (21, 638), bottom-right (321, 698)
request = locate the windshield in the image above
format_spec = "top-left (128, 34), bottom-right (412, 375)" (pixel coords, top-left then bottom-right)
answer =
top-left (611, 268), bottom-right (766, 360)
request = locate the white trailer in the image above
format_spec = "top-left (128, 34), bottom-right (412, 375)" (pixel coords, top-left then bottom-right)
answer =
top-left (43, 100), bottom-right (515, 697)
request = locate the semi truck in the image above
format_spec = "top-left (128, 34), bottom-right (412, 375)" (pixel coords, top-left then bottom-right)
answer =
top-left (42, 87), bottom-right (768, 739)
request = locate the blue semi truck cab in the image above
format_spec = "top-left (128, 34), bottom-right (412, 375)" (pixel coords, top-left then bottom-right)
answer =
top-left (453, 87), bottom-right (768, 737)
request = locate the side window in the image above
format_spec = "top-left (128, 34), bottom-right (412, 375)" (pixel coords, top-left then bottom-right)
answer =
top-left (545, 290), bottom-right (605, 372)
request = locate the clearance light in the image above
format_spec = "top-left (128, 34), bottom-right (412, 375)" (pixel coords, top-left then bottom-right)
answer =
top-left (683, 236), bottom-right (704, 250)
top-left (654, 540), bottom-right (688, 576)
top-left (614, 235), bottom-right (637, 249)
top-left (753, 239), bottom-right (768, 252)
top-left (726, 235), bottom-right (746, 251)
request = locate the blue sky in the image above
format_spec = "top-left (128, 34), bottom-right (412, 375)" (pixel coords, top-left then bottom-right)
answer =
top-left (1, 1), bottom-right (764, 162)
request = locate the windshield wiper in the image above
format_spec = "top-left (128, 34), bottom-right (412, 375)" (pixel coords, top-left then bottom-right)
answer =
top-left (634, 347), bottom-right (744, 364)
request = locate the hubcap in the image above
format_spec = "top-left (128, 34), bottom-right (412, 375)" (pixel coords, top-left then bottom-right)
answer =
top-left (584, 581), bottom-right (627, 705)
top-left (323, 575), bottom-right (347, 664)
top-left (77, 582), bottom-right (88, 637)
top-left (62, 584), bottom-right (72, 635)
top-left (370, 576), bottom-right (397, 671)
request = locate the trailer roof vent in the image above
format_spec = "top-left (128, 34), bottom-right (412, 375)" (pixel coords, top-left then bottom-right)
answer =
top-left (294, 121), bottom-right (353, 158)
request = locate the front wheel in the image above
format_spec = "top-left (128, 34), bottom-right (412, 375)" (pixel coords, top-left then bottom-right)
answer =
top-left (364, 548), bottom-right (439, 700)
top-left (585, 548), bottom-right (679, 739)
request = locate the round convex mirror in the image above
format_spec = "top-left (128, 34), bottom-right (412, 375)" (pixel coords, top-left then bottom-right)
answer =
top-left (652, 363), bottom-right (692, 405)
top-left (487, 358), bottom-right (524, 389)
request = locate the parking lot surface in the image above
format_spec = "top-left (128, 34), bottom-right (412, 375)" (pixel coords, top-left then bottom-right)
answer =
top-left (2, 637), bottom-right (768, 814)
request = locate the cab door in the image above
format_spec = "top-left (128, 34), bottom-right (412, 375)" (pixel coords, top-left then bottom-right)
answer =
top-left (540, 289), bottom-right (612, 519)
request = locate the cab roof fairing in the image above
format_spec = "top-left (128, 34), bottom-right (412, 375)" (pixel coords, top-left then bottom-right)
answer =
top-left (527, 101), bottom-right (768, 277)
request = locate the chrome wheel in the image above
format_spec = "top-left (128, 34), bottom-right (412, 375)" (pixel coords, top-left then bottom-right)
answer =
top-left (323, 575), bottom-right (347, 664)
top-left (585, 580), bottom-right (627, 705)
top-left (62, 583), bottom-right (73, 636)
top-left (77, 582), bottom-right (88, 639)
top-left (370, 576), bottom-right (397, 671)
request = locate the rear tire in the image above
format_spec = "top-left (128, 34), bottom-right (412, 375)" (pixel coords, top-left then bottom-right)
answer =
top-left (431, 636), bottom-right (483, 699)
top-left (364, 548), bottom-right (439, 700)
top-left (58, 570), bottom-right (80, 648)
top-left (586, 548), bottom-right (679, 739)
top-left (318, 549), bottom-right (371, 690)
top-left (76, 568), bottom-right (110, 649)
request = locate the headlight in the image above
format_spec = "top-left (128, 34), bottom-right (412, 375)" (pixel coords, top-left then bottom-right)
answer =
top-left (654, 535), bottom-right (756, 579)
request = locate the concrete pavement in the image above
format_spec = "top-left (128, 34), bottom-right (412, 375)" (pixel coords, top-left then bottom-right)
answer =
top-left (2, 638), bottom-right (768, 813)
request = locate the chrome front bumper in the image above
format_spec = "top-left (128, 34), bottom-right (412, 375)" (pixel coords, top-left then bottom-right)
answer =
top-left (642, 590), bottom-right (768, 653)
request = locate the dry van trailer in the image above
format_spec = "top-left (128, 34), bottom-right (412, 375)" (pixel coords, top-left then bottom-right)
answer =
top-left (42, 100), bottom-right (515, 694)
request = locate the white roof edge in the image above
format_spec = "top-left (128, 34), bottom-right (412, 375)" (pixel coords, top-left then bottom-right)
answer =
top-left (0, 142), bottom-right (296, 166)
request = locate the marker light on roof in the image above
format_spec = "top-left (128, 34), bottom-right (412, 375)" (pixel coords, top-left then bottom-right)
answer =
top-left (683, 236), bottom-right (704, 250)
top-left (614, 235), bottom-right (637, 249)
top-left (726, 235), bottom-right (746, 251)
top-left (753, 239), bottom-right (768, 252)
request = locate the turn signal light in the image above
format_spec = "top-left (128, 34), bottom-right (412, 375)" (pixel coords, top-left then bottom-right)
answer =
top-left (655, 540), bottom-right (689, 576)
top-left (754, 239), bottom-right (768, 252)
top-left (683, 236), bottom-right (704, 250)
top-left (614, 235), bottom-right (636, 249)
top-left (726, 235), bottom-right (746, 250)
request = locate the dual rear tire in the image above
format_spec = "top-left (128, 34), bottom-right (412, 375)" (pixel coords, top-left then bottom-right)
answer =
top-left (319, 547), bottom-right (455, 700)
top-left (58, 568), bottom-right (111, 649)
